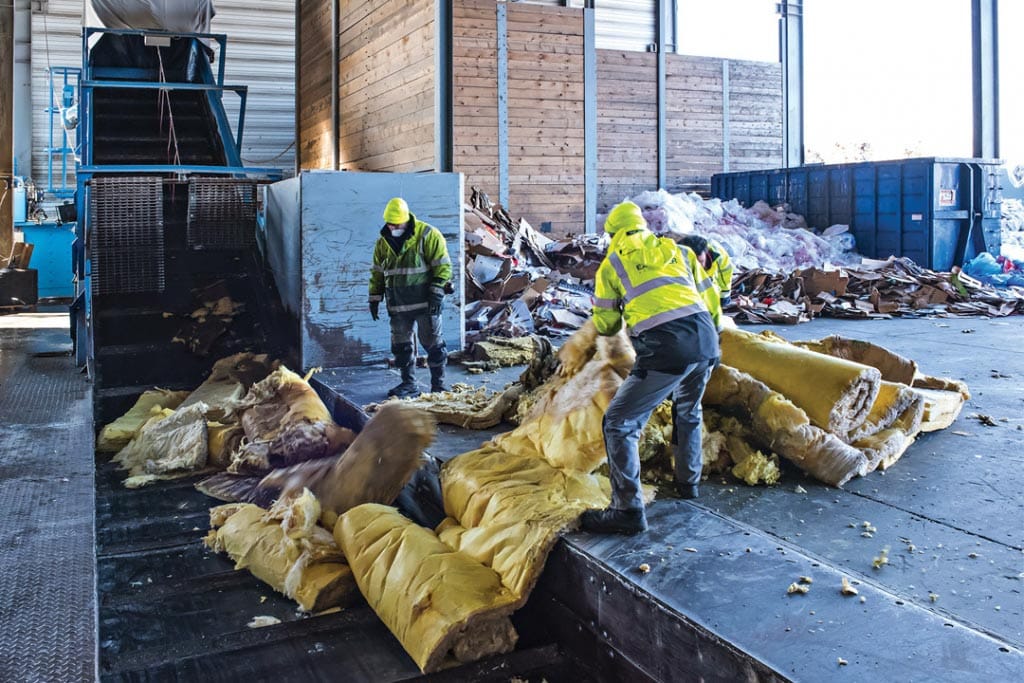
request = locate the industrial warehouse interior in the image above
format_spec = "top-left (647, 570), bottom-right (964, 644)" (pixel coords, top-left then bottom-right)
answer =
top-left (0, 1), bottom-right (1022, 681)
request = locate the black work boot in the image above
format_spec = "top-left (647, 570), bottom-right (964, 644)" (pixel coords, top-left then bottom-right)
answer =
top-left (429, 365), bottom-right (447, 393)
top-left (580, 508), bottom-right (648, 535)
top-left (676, 483), bottom-right (699, 500)
top-left (388, 362), bottom-right (420, 398)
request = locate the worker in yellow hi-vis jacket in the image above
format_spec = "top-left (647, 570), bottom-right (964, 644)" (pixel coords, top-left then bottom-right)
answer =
top-left (582, 201), bottom-right (720, 535)
top-left (369, 198), bottom-right (453, 398)
top-left (679, 233), bottom-right (734, 329)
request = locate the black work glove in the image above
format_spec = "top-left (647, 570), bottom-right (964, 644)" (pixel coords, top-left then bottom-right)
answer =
top-left (720, 295), bottom-right (732, 308)
top-left (369, 301), bottom-right (380, 321)
top-left (428, 286), bottom-right (445, 316)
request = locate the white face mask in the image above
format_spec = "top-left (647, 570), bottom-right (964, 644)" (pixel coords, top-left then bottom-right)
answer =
top-left (388, 227), bottom-right (406, 238)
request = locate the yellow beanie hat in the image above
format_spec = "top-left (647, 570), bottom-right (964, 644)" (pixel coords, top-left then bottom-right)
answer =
top-left (383, 197), bottom-right (410, 225)
top-left (604, 201), bottom-right (646, 235)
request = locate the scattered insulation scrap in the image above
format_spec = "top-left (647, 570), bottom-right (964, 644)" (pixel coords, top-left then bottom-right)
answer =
top-left (841, 577), bottom-right (859, 596)
top-left (171, 280), bottom-right (248, 356)
top-left (204, 489), bottom-right (356, 613)
top-left (335, 324), bottom-right (657, 673)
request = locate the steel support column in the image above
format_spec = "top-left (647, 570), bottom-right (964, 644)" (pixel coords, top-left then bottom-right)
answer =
top-left (778, 0), bottom-right (803, 168)
top-left (972, 0), bottom-right (999, 159)
top-left (655, 0), bottom-right (667, 189)
top-left (435, 0), bottom-right (453, 172)
top-left (331, 0), bottom-right (339, 170)
top-left (1, 2), bottom-right (13, 266)
top-left (583, 2), bottom-right (596, 233)
top-left (294, 0), bottom-right (301, 174)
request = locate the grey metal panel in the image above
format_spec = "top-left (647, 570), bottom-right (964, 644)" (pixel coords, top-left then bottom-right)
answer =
top-left (298, 171), bottom-right (464, 369)
top-left (264, 175), bottom-right (302, 318)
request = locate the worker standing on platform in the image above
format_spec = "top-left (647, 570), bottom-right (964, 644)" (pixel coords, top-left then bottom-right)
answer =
top-left (582, 201), bottom-right (720, 535)
top-left (369, 198), bottom-right (453, 398)
top-left (678, 234), bottom-right (734, 330)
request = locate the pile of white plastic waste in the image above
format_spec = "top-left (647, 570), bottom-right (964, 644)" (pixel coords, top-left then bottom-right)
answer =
top-left (623, 189), bottom-right (861, 272)
top-left (1002, 198), bottom-right (1024, 262)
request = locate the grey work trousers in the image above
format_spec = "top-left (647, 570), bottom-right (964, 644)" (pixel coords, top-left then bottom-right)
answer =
top-left (603, 359), bottom-right (717, 511)
top-left (389, 310), bottom-right (446, 380)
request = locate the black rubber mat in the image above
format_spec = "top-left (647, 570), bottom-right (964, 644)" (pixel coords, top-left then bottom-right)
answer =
top-left (0, 325), bottom-right (96, 683)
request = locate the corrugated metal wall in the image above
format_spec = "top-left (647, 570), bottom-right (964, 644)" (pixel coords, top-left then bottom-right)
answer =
top-left (29, 0), bottom-right (295, 194)
top-left (519, 0), bottom-right (658, 52)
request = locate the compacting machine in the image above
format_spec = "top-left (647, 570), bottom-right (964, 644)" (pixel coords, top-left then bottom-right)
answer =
top-left (71, 26), bottom-right (281, 422)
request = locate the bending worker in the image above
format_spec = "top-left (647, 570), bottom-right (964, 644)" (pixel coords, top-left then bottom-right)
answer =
top-left (679, 233), bottom-right (734, 316)
top-left (581, 201), bottom-right (720, 536)
top-left (369, 198), bottom-right (452, 398)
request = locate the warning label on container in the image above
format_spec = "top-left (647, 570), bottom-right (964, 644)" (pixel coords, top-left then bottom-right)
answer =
top-left (939, 189), bottom-right (956, 206)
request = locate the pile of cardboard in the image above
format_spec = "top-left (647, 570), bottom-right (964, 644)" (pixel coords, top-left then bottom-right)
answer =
top-left (463, 188), bottom-right (606, 341)
top-left (730, 257), bottom-right (1024, 324)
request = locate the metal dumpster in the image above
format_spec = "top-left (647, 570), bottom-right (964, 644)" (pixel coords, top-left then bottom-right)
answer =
top-left (711, 158), bottom-right (1004, 271)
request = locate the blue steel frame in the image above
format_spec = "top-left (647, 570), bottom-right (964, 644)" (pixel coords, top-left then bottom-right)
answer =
top-left (72, 26), bottom-right (283, 368)
top-left (46, 66), bottom-right (82, 198)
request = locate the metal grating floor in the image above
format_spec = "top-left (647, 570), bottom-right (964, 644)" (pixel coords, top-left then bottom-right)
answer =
top-left (0, 323), bottom-right (96, 683)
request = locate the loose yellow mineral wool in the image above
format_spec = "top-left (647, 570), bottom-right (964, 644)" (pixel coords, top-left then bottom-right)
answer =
top-left (97, 389), bottom-right (190, 452)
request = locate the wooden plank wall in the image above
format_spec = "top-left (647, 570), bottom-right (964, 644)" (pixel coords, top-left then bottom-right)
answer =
top-left (726, 59), bottom-right (784, 173)
top-left (297, 0), bottom-right (333, 170)
top-left (664, 54), bottom-right (724, 195)
top-left (505, 3), bottom-right (585, 236)
top-left (452, 0), bottom-right (585, 237)
top-left (452, 0), bottom-right (499, 197)
top-left (338, 0), bottom-right (436, 172)
top-left (596, 50), bottom-right (657, 212)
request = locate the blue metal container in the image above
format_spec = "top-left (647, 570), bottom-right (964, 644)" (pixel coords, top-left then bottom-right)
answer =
top-left (19, 222), bottom-right (76, 299)
top-left (711, 158), bottom-right (1004, 271)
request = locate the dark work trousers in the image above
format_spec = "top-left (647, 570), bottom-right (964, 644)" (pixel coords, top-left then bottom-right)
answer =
top-left (603, 358), bottom-right (717, 511)
top-left (389, 310), bottom-right (446, 383)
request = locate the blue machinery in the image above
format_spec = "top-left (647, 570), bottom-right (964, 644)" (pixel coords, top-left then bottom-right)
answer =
top-left (72, 27), bottom-right (281, 372)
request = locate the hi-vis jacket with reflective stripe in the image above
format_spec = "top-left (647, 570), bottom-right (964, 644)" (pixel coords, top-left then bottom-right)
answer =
top-left (593, 226), bottom-right (709, 337)
top-left (689, 253), bottom-right (723, 329)
top-left (706, 238), bottom-right (734, 301)
top-left (369, 215), bottom-right (452, 315)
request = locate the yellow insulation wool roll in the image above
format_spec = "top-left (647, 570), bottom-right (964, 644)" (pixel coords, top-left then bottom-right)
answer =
top-left (205, 491), bottom-right (355, 613)
top-left (335, 504), bottom-right (519, 673)
top-left (719, 328), bottom-right (881, 435)
top-left (705, 365), bottom-right (869, 486)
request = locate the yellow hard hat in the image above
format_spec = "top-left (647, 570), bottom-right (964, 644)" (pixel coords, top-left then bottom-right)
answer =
top-left (604, 201), bottom-right (646, 235)
top-left (383, 197), bottom-right (410, 225)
